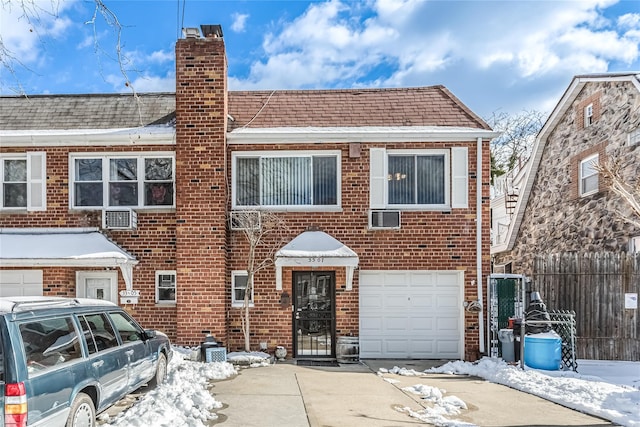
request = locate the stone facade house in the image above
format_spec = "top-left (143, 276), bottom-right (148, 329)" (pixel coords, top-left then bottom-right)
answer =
top-left (0, 25), bottom-right (497, 361)
top-left (492, 73), bottom-right (640, 272)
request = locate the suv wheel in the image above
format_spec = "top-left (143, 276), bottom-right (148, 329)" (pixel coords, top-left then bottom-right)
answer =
top-left (66, 392), bottom-right (95, 427)
top-left (149, 352), bottom-right (167, 388)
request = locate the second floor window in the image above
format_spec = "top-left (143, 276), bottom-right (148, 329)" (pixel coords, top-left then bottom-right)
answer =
top-left (71, 154), bottom-right (175, 209)
top-left (233, 151), bottom-right (340, 209)
top-left (0, 152), bottom-right (46, 211)
top-left (2, 158), bottom-right (27, 208)
top-left (388, 154), bottom-right (446, 205)
top-left (579, 154), bottom-right (599, 196)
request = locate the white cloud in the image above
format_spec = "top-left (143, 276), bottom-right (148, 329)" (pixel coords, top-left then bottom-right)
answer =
top-left (147, 50), bottom-right (173, 64)
top-left (0, 0), bottom-right (76, 64)
top-left (231, 13), bottom-right (249, 33)
top-left (618, 13), bottom-right (640, 29)
top-left (229, 0), bottom-right (640, 117)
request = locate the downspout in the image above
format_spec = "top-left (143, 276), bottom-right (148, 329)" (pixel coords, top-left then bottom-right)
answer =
top-left (477, 137), bottom-right (485, 354)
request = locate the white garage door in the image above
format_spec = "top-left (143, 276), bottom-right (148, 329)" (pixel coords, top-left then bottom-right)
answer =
top-left (359, 270), bottom-right (463, 359)
top-left (0, 270), bottom-right (43, 297)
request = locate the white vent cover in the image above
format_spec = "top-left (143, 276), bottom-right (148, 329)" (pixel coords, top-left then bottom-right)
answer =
top-left (369, 210), bottom-right (401, 229)
top-left (103, 209), bottom-right (137, 230)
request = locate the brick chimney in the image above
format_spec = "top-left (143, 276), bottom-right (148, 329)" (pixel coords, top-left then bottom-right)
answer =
top-left (174, 25), bottom-right (228, 345)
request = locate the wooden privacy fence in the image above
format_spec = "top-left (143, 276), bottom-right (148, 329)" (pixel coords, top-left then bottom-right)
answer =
top-left (532, 252), bottom-right (639, 361)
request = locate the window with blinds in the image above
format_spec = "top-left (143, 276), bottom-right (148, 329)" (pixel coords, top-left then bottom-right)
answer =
top-left (233, 151), bottom-right (340, 209)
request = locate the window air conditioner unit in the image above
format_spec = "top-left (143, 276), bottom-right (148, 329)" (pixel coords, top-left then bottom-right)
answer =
top-left (103, 208), bottom-right (137, 230)
top-left (230, 211), bottom-right (261, 231)
top-left (369, 210), bottom-right (401, 229)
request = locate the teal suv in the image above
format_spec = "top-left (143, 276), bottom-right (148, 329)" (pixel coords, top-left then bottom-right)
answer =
top-left (0, 297), bottom-right (172, 427)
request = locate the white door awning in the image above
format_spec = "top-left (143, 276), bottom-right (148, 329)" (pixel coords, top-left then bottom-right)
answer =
top-left (275, 231), bottom-right (359, 290)
top-left (0, 228), bottom-right (138, 289)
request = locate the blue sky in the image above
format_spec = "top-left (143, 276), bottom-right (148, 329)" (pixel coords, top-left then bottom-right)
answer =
top-left (1, 0), bottom-right (639, 118)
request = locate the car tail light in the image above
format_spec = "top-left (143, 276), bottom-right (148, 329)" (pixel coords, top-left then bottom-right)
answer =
top-left (5, 382), bottom-right (27, 427)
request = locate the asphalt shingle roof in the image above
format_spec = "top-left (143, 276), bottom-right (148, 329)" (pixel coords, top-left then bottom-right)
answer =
top-left (0, 86), bottom-right (490, 131)
top-left (0, 93), bottom-right (176, 130)
top-left (227, 86), bottom-right (490, 130)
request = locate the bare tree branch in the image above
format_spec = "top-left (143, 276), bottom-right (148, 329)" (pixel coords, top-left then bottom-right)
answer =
top-left (595, 158), bottom-right (640, 229)
top-left (486, 109), bottom-right (546, 180)
top-left (231, 211), bottom-right (289, 352)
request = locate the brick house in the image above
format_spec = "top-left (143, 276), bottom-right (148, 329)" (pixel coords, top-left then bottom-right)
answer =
top-left (0, 25), bottom-right (497, 361)
top-left (492, 73), bottom-right (640, 272)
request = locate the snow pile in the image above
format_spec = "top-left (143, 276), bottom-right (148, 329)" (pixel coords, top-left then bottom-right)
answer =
top-left (226, 351), bottom-right (272, 367)
top-left (396, 383), bottom-right (473, 426)
top-left (101, 349), bottom-right (237, 427)
top-left (418, 357), bottom-right (639, 427)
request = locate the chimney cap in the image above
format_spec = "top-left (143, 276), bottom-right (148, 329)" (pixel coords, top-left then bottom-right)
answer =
top-left (200, 24), bottom-right (223, 38)
top-left (182, 27), bottom-right (200, 39)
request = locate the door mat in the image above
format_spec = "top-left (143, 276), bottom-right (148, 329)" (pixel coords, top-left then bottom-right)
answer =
top-left (296, 359), bottom-right (340, 367)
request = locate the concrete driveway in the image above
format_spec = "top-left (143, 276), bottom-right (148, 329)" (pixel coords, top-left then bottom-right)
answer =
top-left (209, 360), bottom-right (613, 427)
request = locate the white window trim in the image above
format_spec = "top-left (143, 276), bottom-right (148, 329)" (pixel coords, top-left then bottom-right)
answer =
top-left (231, 150), bottom-right (342, 211)
top-left (155, 270), bottom-right (177, 305)
top-left (231, 270), bottom-right (253, 308)
top-left (0, 152), bottom-right (46, 211)
top-left (69, 151), bottom-right (176, 210)
top-left (579, 154), bottom-right (599, 197)
top-left (584, 103), bottom-right (594, 127)
top-left (371, 148), bottom-right (452, 210)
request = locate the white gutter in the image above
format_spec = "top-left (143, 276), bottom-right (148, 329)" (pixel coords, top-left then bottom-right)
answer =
top-left (0, 127), bottom-right (176, 147)
top-left (477, 136), bottom-right (485, 354)
top-left (228, 126), bottom-right (500, 144)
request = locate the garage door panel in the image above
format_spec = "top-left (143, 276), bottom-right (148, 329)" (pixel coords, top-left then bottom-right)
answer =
top-left (360, 316), bottom-right (383, 331)
top-left (361, 294), bottom-right (384, 310)
top-left (383, 316), bottom-right (409, 332)
top-left (409, 295), bottom-right (434, 309)
top-left (385, 295), bottom-right (410, 309)
top-left (407, 316), bottom-right (434, 332)
top-left (409, 273), bottom-right (435, 287)
top-left (0, 270), bottom-right (43, 297)
top-left (360, 270), bottom-right (463, 359)
top-left (383, 272), bottom-right (410, 286)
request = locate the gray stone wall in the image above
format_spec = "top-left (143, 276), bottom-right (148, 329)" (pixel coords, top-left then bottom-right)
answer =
top-left (495, 80), bottom-right (640, 275)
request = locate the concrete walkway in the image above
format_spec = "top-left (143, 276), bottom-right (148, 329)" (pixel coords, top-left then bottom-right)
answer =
top-left (209, 360), bottom-right (614, 427)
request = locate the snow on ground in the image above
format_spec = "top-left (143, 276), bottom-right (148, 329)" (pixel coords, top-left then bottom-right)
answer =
top-left (99, 347), bottom-right (639, 427)
top-left (99, 347), bottom-right (237, 427)
top-left (383, 357), bottom-right (640, 427)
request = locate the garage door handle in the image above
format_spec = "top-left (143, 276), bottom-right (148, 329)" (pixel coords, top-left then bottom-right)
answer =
top-left (92, 360), bottom-right (104, 368)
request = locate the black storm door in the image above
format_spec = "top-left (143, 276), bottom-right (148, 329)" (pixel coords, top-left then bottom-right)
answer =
top-left (293, 271), bottom-right (335, 358)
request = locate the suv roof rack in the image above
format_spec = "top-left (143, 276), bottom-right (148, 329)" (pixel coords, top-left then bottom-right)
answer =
top-left (0, 297), bottom-right (116, 313)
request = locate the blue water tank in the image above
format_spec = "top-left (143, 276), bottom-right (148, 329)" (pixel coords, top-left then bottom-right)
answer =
top-left (524, 332), bottom-right (562, 370)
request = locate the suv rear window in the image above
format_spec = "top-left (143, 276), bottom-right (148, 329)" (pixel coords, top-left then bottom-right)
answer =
top-left (19, 317), bottom-right (82, 375)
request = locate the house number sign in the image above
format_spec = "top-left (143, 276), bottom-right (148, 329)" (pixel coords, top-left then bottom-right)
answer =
top-left (119, 289), bottom-right (140, 304)
top-left (307, 257), bottom-right (324, 263)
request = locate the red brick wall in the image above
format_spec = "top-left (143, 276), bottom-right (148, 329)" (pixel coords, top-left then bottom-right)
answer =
top-left (0, 145), bottom-right (179, 341)
top-left (174, 34), bottom-right (229, 345)
top-left (225, 140), bottom-right (492, 359)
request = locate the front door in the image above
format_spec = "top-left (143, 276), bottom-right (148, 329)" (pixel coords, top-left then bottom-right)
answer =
top-left (293, 272), bottom-right (335, 358)
top-left (76, 271), bottom-right (118, 303)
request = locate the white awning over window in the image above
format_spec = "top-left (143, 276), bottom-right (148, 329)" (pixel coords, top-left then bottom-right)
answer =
top-left (275, 231), bottom-right (359, 290)
top-left (0, 228), bottom-right (138, 289)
